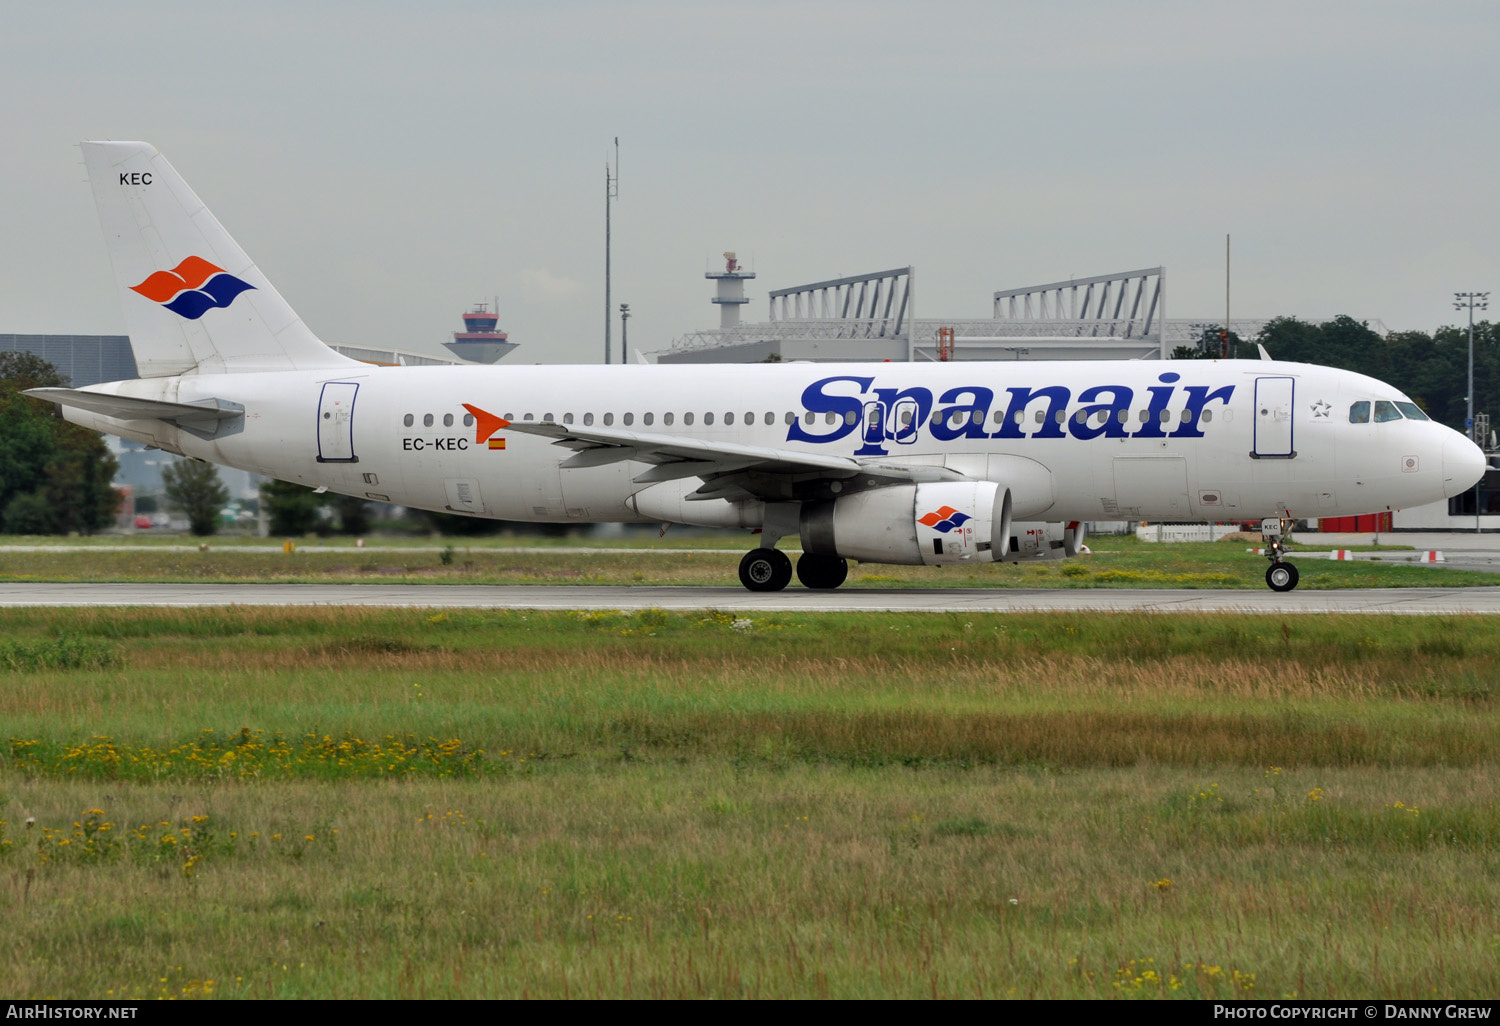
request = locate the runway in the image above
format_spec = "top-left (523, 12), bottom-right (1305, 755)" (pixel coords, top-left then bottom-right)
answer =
top-left (3, 582), bottom-right (1500, 613)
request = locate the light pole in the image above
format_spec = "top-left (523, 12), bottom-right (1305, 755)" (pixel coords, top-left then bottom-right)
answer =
top-left (605, 138), bottom-right (619, 364)
top-left (1454, 291), bottom-right (1490, 531)
top-left (620, 303), bottom-right (630, 365)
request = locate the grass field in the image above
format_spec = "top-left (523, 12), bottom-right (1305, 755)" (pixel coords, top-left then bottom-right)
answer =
top-left (2, 608), bottom-right (1497, 998)
top-left (1, 532), bottom-right (1495, 589)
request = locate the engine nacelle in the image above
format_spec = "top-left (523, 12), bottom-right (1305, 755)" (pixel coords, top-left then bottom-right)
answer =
top-left (800, 481), bottom-right (1012, 565)
top-left (1003, 520), bottom-right (1088, 562)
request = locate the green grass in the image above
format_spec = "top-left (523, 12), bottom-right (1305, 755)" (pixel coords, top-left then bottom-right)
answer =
top-left (1, 608), bottom-right (1498, 998)
top-left (0, 533), bottom-right (1494, 588)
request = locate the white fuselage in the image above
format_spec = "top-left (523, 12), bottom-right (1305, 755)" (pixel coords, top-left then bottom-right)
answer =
top-left (69, 358), bottom-right (1482, 528)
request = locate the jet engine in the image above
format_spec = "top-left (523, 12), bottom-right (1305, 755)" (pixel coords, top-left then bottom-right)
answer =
top-left (799, 481), bottom-right (1012, 565)
top-left (1004, 520), bottom-right (1088, 561)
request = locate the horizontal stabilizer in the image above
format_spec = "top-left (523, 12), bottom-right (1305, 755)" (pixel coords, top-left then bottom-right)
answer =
top-left (23, 387), bottom-right (244, 441)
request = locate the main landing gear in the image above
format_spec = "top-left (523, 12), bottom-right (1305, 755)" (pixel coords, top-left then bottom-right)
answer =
top-left (736, 548), bottom-right (849, 591)
top-left (738, 548), bottom-right (792, 592)
top-left (737, 504), bottom-right (849, 592)
top-left (1260, 516), bottom-right (1299, 592)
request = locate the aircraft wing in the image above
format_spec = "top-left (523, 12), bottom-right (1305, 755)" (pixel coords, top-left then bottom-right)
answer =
top-left (501, 420), bottom-right (962, 502)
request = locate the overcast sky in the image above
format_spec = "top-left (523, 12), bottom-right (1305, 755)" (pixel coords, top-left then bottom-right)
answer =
top-left (2, 1), bottom-right (1495, 364)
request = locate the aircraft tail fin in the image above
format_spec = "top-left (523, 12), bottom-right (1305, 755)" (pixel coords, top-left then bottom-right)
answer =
top-left (81, 141), bottom-right (359, 378)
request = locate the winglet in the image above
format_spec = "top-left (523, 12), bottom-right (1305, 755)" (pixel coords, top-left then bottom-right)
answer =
top-left (462, 403), bottom-right (510, 444)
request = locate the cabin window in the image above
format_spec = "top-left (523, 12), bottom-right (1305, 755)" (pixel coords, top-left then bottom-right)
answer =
top-left (1116, 409), bottom-right (1128, 424)
top-left (1034, 410), bottom-right (1045, 424)
top-left (1374, 400), bottom-right (1403, 423)
top-left (1159, 409), bottom-right (1171, 423)
top-left (423, 414), bottom-right (434, 427)
top-left (1073, 411), bottom-right (1086, 425)
top-left (523, 413), bottom-right (534, 421)
top-left (1138, 410), bottom-right (1149, 422)
top-left (901, 409), bottom-right (913, 426)
top-left (825, 412), bottom-right (837, 425)
top-left (664, 412), bottom-right (675, 426)
top-left (603, 413), bottom-right (614, 426)
top-left (643, 412), bottom-right (653, 426)
top-left (785, 412), bottom-right (796, 425)
top-left (443, 413), bottom-right (453, 427)
top-left (563, 413), bottom-right (574, 425)
top-left (724, 412), bottom-right (735, 426)
top-left (1348, 401), bottom-right (1370, 424)
top-left (504, 413), bottom-right (514, 421)
top-left (1055, 410), bottom-right (1066, 424)
top-left (543, 413), bottom-right (554, 423)
top-left (1180, 408), bottom-right (1193, 422)
top-left (764, 412), bottom-right (774, 425)
top-left (705, 412), bottom-right (715, 426)
top-left (1201, 410), bottom-right (1213, 423)
top-left (622, 413), bottom-right (633, 426)
top-left (583, 413), bottom-right (594, 426)
top-left (685, 412), bottom-right (695, 426)
top-left (463, 414), bottom-right (474, 427)
top-left (972, 410), bottom-right (984, 426)
top-left (403, 414), bottom-right (414, 427)
top-left (804, 411), bottom-right (815, 425)
top-left (845, 411), bottom-right (858, 426)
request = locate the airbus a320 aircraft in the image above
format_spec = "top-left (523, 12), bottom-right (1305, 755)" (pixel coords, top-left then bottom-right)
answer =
top-left (26, 142), bottom-right (1488, 592)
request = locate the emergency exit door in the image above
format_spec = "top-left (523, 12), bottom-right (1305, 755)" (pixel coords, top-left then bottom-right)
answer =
top-left (1253, 376), bottom-right (1296, 459)
top-left (316, 382), bottom-right (359, 463)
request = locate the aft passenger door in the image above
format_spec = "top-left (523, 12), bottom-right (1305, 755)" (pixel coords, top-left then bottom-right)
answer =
top-left (316, 382), bottom-right (359, 463)
top-left (1253, 376), bottom-right (1296, 459)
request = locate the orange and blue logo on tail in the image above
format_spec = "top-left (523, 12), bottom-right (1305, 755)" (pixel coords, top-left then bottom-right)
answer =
top-left (130, 256), bottom-right (255, 320)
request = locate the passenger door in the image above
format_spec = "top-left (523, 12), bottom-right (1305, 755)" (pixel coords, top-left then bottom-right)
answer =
top-left (1253, 377), bottom-right (1296, 459)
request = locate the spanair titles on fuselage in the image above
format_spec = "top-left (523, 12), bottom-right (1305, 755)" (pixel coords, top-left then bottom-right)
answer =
top-left (788, 371), bottom-right (1232, 455)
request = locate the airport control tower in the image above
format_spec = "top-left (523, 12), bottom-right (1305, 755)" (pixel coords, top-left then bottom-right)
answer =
top-left (706, 252), bottom-right (755, 329)
top-left (442, 302), bottom-right (519, 364)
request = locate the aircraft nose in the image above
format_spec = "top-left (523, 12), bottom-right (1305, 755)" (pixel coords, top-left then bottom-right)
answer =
top-left (1442, 432), bottom-right (1488, 497)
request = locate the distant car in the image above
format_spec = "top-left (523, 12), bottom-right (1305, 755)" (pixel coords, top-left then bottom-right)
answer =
top-left (133, 516), bottom-right (153, 529)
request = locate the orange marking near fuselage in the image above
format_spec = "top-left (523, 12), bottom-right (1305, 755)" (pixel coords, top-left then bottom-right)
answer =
top-left (462, 403), bottom-right (510, 444)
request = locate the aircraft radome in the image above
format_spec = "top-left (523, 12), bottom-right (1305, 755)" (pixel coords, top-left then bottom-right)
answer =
top-left (26, 142), bottom-right (1488, 592)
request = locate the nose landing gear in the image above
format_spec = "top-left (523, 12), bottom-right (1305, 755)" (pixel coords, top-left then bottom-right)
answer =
top-left (1260, 516), bottom-right (1299, 592)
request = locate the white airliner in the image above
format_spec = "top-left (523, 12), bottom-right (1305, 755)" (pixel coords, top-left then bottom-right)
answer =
top-left (26, 141), bottom-right (1488, 592)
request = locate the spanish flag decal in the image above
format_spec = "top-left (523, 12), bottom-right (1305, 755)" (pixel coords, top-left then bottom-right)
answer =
top-left (462, 403), bottom-right (510, 450)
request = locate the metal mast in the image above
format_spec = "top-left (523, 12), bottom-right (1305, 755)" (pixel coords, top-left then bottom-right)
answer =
top-left (1455, 290), bottom-right (1490, 532)
top-left (605, 138), bottom-right (618, 364)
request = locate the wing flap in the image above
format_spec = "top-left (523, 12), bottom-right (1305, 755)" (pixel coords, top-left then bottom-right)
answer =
top-left (502, 419), bottom-right (964, 500)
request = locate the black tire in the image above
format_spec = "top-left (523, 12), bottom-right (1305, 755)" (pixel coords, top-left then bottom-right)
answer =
top-left (739, 548), bottom-right (792, 592)
top-left (796, 552), bottom-right (849, 590)
top-left (1266, 562), bottom-right (1299, 592)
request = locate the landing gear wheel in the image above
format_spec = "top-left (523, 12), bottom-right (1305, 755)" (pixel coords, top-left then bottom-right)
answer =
top-left (739, 548), bottom-right (792, 592)
top-left (1266, 562), bottom-right (1299, 592)
top-left (796, 553), bottom-right (849, 590)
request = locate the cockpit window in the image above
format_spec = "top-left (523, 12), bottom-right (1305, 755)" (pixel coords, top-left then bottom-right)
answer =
top-left (1349, 401), bottom-right (1370, 424)
top-left (1395, 401), bottom-right (1429, 421)
top-left (1374, 400), bottom-right (1403, 423)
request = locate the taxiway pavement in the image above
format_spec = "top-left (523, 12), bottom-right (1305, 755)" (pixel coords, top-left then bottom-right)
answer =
top-left (3, 582), bottom-right (1499, 614)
